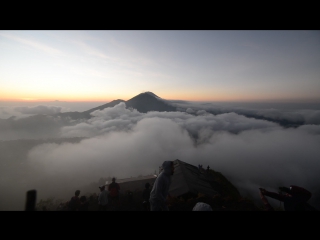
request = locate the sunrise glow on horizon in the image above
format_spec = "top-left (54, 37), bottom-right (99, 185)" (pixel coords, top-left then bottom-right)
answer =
top-left (2, 30), bottom-right (320, 212)
top-left (1, 30), bottom-right (319, 103)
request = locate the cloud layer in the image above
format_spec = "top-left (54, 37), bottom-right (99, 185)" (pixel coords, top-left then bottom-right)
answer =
top-left (0, 104), bottom-right (69, 120)
top-left (1, 101), bottom-right (320, 210)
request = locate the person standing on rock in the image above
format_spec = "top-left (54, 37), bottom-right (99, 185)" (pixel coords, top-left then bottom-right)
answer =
top-left (68, 190), bottom-right (81, 211)
top-left (108, 177), bottom-right (120, 209)
top-left (149, 161), bottom-right (175, 211)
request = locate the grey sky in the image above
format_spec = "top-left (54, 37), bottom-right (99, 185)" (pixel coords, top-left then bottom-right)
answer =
top-left (1, 30), bottom-right (319, 102)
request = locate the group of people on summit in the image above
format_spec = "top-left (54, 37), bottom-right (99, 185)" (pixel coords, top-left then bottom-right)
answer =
top-left (65, 160), bottom-right (177, 211)
top-left (97, 177), bottom-right (120, 211)
top-left (66, 177), bottom-right (120, 211)
top-left (64, 160), bottom-right (316, 211)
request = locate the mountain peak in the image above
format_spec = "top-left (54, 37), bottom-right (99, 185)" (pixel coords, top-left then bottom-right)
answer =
top-left (125, 92), bottom-right (176, 113)
top-left (143, 92), bottom-right (161, 99)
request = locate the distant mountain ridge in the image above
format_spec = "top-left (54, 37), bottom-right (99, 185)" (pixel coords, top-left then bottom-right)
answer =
top-left (52, 92), bottom-right (305, 128)
top-left (4, 91), bottom-right (305, 128)
top-left (54, 92), bottom-right (177, 120)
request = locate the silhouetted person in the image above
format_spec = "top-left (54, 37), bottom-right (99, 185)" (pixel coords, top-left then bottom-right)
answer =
top-left (68, 190), bottom-right (81, 211)
top-left (259, 185), bottom-right (316, 211)
top-left (149, 161), bottom-right (175, 211)
top-left (98, 185), bottom-right (108, 211)
top-left (207, 165), bottom-right (210, 171)
top-left (142, 182), bottom-right (151, 211)
top-left (108, 177), bottom-right (120, 209)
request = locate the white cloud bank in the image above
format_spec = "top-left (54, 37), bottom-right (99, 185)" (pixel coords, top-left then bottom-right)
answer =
top-left (1, 102), bottom-right (320, 210)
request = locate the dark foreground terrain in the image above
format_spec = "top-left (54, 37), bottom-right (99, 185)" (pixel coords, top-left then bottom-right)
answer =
top-left (36, 169), bottom-right (264, 211)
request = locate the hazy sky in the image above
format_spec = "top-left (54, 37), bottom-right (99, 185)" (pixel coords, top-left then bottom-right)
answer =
top-left (1, 30), bottom-right (319, 102)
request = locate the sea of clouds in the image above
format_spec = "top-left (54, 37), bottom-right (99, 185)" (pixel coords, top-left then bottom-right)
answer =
top-left (0, 101), bottom-right (319, 210)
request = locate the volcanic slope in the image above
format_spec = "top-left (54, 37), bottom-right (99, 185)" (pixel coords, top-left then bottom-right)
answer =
top-left (55, 92), bottom-right (177, 120)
